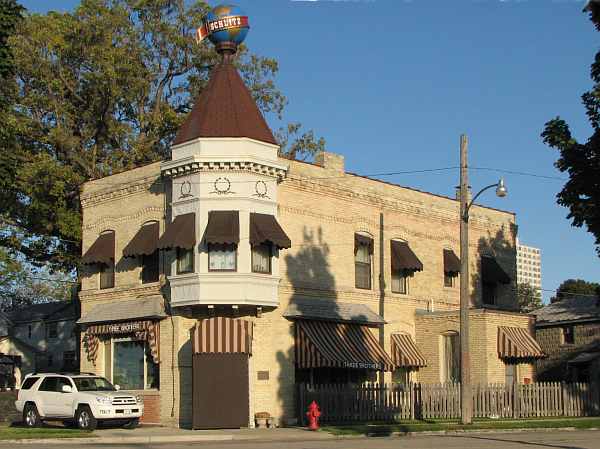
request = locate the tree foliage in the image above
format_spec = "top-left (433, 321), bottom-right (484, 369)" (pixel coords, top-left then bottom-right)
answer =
top-left (0, 248), bottom-right (72, 312)
top-left (0, 0), bottom-right (324, 274)
top-left (541, 2), bottom-right (600, 256)
top-left (551, 278), bottom-right (600, 303)
top-left (516, 282), bottom-right (543, 313)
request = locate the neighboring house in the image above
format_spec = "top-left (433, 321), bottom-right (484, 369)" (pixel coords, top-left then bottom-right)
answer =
top-left (534, 296), bottom-right (600, 382)
top-left (0, 302), bottom-right (79, 388)
top-left (76, 44), bottom-right (543, 428)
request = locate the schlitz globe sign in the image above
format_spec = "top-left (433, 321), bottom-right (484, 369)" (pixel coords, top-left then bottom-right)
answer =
top-left (196, 4), bottom-right (250, 46)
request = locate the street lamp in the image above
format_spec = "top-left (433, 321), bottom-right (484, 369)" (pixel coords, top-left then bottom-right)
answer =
top-left (459, 135), bottom-right (507, 425)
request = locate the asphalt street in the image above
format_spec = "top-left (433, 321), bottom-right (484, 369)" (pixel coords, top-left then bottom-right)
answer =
top-left (1, 430), bottom-right (598, 449)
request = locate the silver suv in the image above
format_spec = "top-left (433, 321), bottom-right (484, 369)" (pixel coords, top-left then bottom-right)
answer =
top-left (15, 373), bottom-right (144, 430)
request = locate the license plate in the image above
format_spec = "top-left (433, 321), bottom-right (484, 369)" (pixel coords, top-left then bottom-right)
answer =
top-left (124, 409), bottom-right (132, 415)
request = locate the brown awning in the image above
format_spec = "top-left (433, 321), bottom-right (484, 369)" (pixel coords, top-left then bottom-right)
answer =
top-left (84, 320), bottom-right (160, 364)
top-left (82, 231), bottom-right (115, 265)
top-left (354, 234), bottom-right (373, 254)
top-left (443, 249), bottom-right (461, 276)
top-left (249, 213), bottom-right (291, 249)
top-left (123, 222), bottom-right (159, 258)
top-left (191, 317), bottom-right (253, 355)
top-left (482, 256), bottom-right (510, 284)
top-left (497, 326), bottom-right (545, 360)
top-left (204, 211), bottom-right (239, 245)
top-left (391, 333), bottom-right (427, 368)
top-left (295, 320), bottom-right (394, 371)
top-left (157, 213), bottom-right (195, 250)
top-left (390, 241), bottom-right (423, 272)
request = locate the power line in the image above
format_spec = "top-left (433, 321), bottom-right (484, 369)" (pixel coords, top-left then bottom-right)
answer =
top-left (471, 166), bottom-right (567, 181)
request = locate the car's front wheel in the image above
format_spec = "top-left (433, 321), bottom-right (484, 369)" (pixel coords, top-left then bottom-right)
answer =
top-left (23, 403), bottom-right (41, 428)
top-left (75, 406), bottom-right (97, 431)
top-left (123, 418), bottom-right (139, 429)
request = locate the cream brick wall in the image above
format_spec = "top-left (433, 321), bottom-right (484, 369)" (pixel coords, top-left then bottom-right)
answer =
top-left (79, 153), bottom-right (524, 426)
top-left (416, 309), bottom-right (535, 384)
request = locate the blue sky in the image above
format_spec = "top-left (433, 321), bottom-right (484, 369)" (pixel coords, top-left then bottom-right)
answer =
top-left (21, 0), bottom-right (599, 300)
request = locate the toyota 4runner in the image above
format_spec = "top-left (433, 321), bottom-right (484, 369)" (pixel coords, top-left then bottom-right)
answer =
top-left (15, 372), bottom-right (144, 430)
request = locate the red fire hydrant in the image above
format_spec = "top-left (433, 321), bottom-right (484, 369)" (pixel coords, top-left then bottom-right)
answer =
top-left (306, 400), bottom-right (321, 430)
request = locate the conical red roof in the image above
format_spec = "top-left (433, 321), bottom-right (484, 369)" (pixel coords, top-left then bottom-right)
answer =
top-left (173, 60), bottom-right (278, 146)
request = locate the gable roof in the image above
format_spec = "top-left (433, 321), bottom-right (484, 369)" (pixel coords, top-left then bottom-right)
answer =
top-left (173, 60), bottom-right (278, 146)
top-left (534, 295), bottom-right (600, 326)
top-left (7, 301), bottom-right (78, 324)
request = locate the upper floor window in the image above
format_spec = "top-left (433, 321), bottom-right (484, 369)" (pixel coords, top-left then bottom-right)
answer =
top-left (252, 243), bottom-right (272, 274)
top-left (443, 248), bottom-right (460, 288)
top-left (208, 243), bottom-right (237, 271)
top-left (177, 247), bottom-right (194, 274)
top-left (124, 221), bottom-right (160, 284)
top-left (390, 240), bottom-right (423, 295)
top-left (47, 322), bottom-right (58, 339)
top-left (81, 229), bottom-right (115, 290)
top-left (354, 233), bottom-right (373, 290)
top-left (142, 251), bottom-right (160, 283)
top-left (100, 259), bottom-right (115, 289)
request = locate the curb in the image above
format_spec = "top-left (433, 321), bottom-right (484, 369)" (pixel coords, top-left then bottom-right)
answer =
top-left (7, 434), bottom-right (234, 445)
top-left (3, 426), bottom-right (599, 444)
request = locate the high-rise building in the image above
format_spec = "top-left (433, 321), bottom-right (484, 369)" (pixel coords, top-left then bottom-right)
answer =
top-left (516, 239), bottom-right (542, 292)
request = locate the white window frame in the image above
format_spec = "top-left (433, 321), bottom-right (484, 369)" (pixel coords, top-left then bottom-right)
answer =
top-left (111, 337), bottom-right (157, 391)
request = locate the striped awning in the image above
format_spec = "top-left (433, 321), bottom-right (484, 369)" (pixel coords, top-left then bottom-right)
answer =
top-left (390, 333), bottom-right (427, 368)
top-left (497, 326), bottom-right (545, 360)
top-left (191, 317), bottom-right (253, 355)
top-left (295, 320), bottom-right (394, 371)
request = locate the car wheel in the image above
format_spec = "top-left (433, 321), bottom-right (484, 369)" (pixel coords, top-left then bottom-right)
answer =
top-left (23, 403), bottom-right (41, 428)
top-left (75, 406), bottom-right (97, 431)
top-left (123, 418), bottom-right (139, 429)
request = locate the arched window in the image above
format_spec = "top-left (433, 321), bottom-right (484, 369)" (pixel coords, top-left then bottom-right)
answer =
top-left (99, 230), bottom-right (115, 290)
top-left (354, 232), bottom-right (373, 290)
top-left (441, 331), bottom-right (460, 383)
top-left (140, 221), bottom-right (160, 284)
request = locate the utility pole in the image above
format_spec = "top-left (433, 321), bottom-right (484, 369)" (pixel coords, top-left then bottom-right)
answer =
top-left (459, 134), bottom-right (472, 425)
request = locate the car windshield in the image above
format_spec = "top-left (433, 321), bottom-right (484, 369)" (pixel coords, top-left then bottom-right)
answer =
top-left (73, 377), bottom-right (116, 392)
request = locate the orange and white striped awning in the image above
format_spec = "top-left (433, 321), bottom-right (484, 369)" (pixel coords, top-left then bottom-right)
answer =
top-left (390, 333), bottom-right (427, 368)
top-left (192, 317), bottom-right (253, 355)
top-left (295, 320), bottom-right (394, 371)
top-left (498, 326), bottom-right (545, 360)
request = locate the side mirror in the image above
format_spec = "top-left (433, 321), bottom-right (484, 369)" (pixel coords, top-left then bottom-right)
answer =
top-left (61, 385), bottom-right (73, 393)
top-left (114, 384), bottom-right (120, 391)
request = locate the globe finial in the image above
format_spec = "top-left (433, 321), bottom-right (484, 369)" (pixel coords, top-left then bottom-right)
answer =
top-left (196, 4), bottom-right (250, 60)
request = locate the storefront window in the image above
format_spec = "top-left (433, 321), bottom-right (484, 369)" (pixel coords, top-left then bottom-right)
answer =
top-left (208, 243), bottom-right (237, 271)
top-left (112, 339), bottom-right (159, 390)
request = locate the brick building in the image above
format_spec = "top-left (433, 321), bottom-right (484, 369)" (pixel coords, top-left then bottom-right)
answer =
top-left (76, 37), bottom-right (543, 428)
top-left (534, 296), bottom-right (600, 383)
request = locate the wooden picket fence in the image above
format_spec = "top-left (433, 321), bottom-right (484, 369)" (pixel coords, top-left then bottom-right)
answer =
top-left (297, 382), bottom-right (600, 424)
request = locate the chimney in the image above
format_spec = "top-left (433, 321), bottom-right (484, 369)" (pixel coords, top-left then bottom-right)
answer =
top-left (315, 151), bottom-right (345, 173)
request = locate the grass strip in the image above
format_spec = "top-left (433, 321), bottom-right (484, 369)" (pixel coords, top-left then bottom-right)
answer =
top-left (0, 426), bottom-right (93, 440)
top-left (322, 417), bottom-right (600, 436)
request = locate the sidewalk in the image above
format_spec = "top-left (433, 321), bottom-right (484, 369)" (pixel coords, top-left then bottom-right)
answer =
top-left (7, 425), bottom-right (338, 445)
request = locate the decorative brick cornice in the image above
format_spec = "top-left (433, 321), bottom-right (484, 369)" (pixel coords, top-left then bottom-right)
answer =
top-left (79, 283), bottom-right (164, 302)
top-left (81, 177), bottom-right (162, 208)
top-left (83, 206), bottom-right (164, 232)
top-left (161, 159), bottom-right (287, 182)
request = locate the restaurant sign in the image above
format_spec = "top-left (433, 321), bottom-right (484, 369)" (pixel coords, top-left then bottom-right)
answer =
top-left (87, 320), bottom-right (152, 336)
top-left (343, 361), bottom-right (382, 370)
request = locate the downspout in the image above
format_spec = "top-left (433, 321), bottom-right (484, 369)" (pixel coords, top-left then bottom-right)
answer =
top-left (378, 212), bottom-right (385, 382)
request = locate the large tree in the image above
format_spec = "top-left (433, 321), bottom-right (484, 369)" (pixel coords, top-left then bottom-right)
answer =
top-left (516, 282), bottom-right (543, 313)
top-left (0, 0), bottom-right (324, 274)
top-left (551, 278), bottom-right (600, 303)
top-left (542, 2), bottom-right (600, 256)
